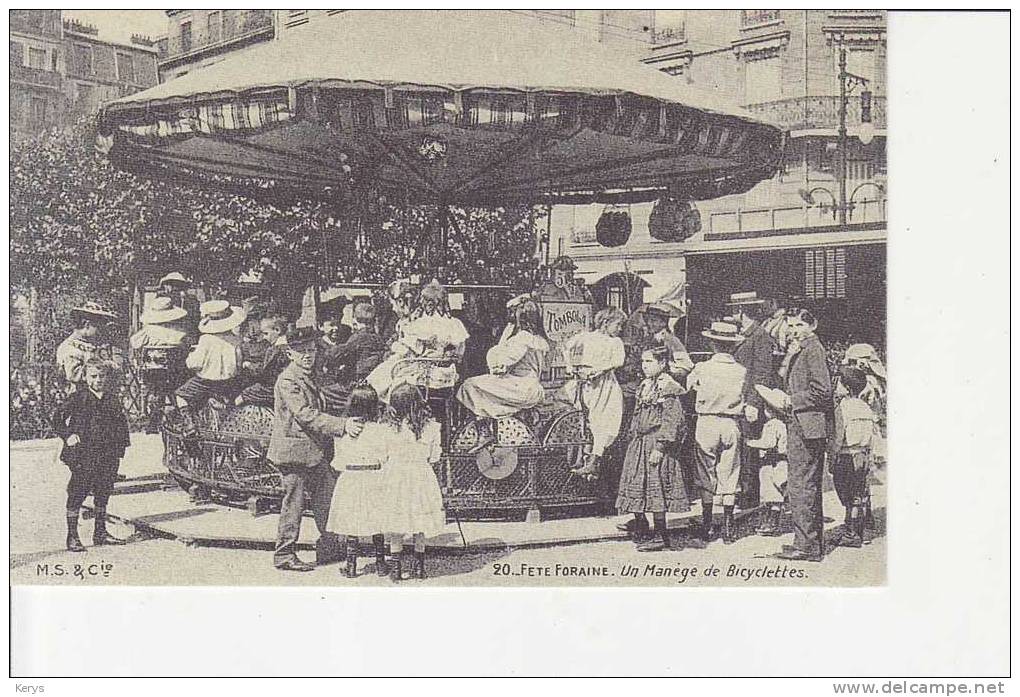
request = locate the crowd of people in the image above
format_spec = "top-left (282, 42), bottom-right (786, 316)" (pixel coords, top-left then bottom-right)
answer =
top-left (48, 267), bottom-right (887, 578)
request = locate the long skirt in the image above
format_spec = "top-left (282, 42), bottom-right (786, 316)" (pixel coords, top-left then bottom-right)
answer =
top-left (560, 372), bottom-right (623, 458)
top-left (456, 374), bottom-right (545, 419)
top-left (615, 433), bottom-right (690, 514)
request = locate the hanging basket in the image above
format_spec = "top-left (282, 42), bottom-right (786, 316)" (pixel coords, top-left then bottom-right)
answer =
top-left (595, 205), bottom-right (632, 247)
top-left (649, 197), bottom-right (701, 242)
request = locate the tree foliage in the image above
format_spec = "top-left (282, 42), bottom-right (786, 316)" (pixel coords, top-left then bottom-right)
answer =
top-left (10, 121), bottom-right (542, 304)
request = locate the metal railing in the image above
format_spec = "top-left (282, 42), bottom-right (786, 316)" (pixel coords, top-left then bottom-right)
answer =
top-left (707, 198), bottom-right (886, 235)
top-left (10, 63), bottom-right (62, 89)
top-left (158, 10), bottom-right (274, 61)
top-left (652, 23), bottom-right (686, 44)
top-left (741, 10), bottom-right (782, 28)
top-left (745, 95), bottom-right (887, 130)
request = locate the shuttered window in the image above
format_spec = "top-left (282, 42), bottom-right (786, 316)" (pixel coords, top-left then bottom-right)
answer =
top-left (805, 247), bottom-right (847, 299)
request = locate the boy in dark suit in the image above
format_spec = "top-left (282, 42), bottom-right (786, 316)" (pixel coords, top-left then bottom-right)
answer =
top-left (53, 359), bottom-right (131, 552)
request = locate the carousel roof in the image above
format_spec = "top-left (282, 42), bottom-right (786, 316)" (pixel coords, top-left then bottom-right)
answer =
top-left (99, 10), bottom-right (785, 206)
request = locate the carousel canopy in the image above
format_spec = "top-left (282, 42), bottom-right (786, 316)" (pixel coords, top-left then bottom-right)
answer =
top-left (99, 10), bottom-right (784, 206)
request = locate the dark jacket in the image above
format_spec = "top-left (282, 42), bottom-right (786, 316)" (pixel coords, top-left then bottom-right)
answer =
top-left (319, 329), bottom-right (386, 387)
top-left (52, 387), bottom-right (130, 467)
top-left (734, 321), bottom-right (779, 409)
top-left (267, 363), bottom-right (348, 468)
top-left (783, 334), bottom-right (833, 440)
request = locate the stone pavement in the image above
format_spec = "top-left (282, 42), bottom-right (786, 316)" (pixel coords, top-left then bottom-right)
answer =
top-left (10, 435), bottom-right (886, 587)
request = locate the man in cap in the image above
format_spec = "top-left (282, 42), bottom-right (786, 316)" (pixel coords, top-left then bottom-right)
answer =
top-left (269, 326), bottom-right (363, 572)
top-left (685, 321), bottom-right (749, 544)
top-left (56, 302), bottom-right (120, 391)
top-left (727, 291), bottom-right (779, 508)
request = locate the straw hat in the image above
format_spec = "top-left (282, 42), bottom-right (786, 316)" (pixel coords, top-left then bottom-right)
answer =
top-left (701, 321), bottom-right (742, 342)
top-left (844, 343), bottom-right (887, 379)
top-left (198, 300), bottom-right (246, 334)
top-left (726, 291), bottom-right (766, 306)
top-left (140, 297), bottom-right (188, 325)
top-left (643, 302), bottom-right (677, 322)
top-left (755, 385), bottom-right (791, 414)
top-left (71, 301), bottom-right (119, 323)
top-left (158, 272), bottom-right (192, 287)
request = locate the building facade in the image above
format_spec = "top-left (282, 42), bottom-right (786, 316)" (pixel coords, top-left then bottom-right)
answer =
top-left (544, 9), bottom-right (887, 346)
top-left (10, 11), bottom-right (159, 136)
top-left (156, 9), bottom-right (275, 82)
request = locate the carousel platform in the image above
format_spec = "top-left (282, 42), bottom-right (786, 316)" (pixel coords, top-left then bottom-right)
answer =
top-left (23, 435), bottom-right (755, 553)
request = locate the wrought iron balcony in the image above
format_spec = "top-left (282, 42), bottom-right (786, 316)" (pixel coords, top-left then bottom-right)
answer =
top-left (745, 95), bottom-right (887, 131)
top-left (741, 10), bottom-right (782, 28)
top-left (10, 64), bottom-right (62, 90)
top-left (652, 23), bottom-right (686, 45)
top-left (707, 198), bottom-right (886, 236)
top-left (158, 10), bottom-right (274, 62)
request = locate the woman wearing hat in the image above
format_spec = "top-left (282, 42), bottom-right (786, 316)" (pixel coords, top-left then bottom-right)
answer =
top-left (56, 302), bottom-right (120, 390)
top-left (174, 300), bottom-right (247, 439)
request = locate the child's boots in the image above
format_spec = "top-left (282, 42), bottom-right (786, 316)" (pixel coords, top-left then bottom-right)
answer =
top-left (372, 534), bottom-right (389, 577)
top-left (93, 510), bottom-right (127, 546)
top-left (722, 506), bottom-right (737, 544)
top-left (413, 551), bottom-right (427, 580)
top-left (66, 512), bottom-right (85, 553)
top-left (636, 518), bottom-right (669, 552)
top-left (344, 536), bottom-right (359, 578)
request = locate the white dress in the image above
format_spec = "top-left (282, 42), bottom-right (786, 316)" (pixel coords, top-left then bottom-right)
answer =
top-left (456, 328), bottom-right (549, 419)
top-left (383, 420), bottom-right (447, 537)
top-left (366, 314), bottom-right (470, 399)
top-left (559, 331), bottom-right (626, 458)
top-left (326, 422), bottom-right (397, 537)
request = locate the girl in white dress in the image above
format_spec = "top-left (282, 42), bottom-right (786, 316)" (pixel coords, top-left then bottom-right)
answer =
top-left (560, 307), bottom-right (628, 480)
top-left (457, 300), bottom-right (550, 445)
top-left (326, 384), bottom-right (394, 578)
top-left (382, 383), bottom-right (446, 581)
top-left (367, 280), bottom-right (470, 401)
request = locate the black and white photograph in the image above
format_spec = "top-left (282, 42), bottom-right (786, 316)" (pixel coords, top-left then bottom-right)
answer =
top-left (6, 6), bottom-right (1010, 683)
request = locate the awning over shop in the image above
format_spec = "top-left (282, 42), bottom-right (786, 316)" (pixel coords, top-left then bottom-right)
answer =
top-left (98, 10), bottom-right (784, 206)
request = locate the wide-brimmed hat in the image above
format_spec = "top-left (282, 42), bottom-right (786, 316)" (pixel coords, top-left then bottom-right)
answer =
top-left (158, 272), bottom-right (192, 287)
top-left (140, 297), bottom-right (187, 325)
top-left (71, 301), bottom-right (119, 323)
top-left (755, 385), bottom-right (791, 414)
top-left (726, 291), bottom-right (766, 306)
top-left (701, 321), bottom-right (742, 342)
top-left (844, 343), bottom-right (887, 379)
top-left (643, 302), bottom-right (677, 322)
top-left (198, 301), bottom-right (246, 334)
top-left (285, 326), bottom-right (320, 352)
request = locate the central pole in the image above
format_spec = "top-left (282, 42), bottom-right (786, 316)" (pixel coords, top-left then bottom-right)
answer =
top-left (837, 43), bottom-right (849, 227)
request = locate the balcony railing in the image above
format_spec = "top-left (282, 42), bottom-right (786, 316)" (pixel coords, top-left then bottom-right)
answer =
top-left (745, 95), bottom-right (887, 130)
top-left (10, 64), bottom-right (62, 89)
top-left (741, 10), bottom-right (782, 28)
top-left (652, 23), bottom-right (686, 44)
top-left (707, 198), bottom-right (886, 236)
top-left (158, 10), bottom-right (274, 61)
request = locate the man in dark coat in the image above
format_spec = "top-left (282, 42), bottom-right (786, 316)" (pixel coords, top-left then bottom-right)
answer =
top-left (52, 359), bottom-right (131, 551)
top-left (773, 309), bottom-right (833, 562)
top-left (728, 292), bottom-right (779, 508)
top-left (317, 302), bottom-right (386, 414)
top-left (269, 327), bottom-right (363, 571)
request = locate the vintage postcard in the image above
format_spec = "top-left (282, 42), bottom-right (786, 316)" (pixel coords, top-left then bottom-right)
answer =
top-left (11, 9), bottom-right (888, 589)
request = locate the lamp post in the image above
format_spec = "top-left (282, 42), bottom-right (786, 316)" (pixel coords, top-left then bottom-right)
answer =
top-left (836, 41), bottom-right (871, 227)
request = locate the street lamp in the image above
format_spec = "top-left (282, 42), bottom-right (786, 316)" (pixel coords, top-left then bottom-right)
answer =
top-left (798, 186), bottom-right (839, 220)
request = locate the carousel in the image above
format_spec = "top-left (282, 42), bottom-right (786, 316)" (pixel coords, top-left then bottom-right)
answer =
top-left (97, 10), bottom-right (784, 521)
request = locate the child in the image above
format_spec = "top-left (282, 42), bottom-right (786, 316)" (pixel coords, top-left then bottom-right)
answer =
top-left (748, 386), bottom-right (789, 537)
top-left (559, 307), bottom-right (627, 480)
top-left (236, 315), bottom-right (289, 407)
top-left (52, 359), bottom-right (131, 551)
top-left (130, 296), bottom-right (192, 433)
top-left (174, 300), bottom-right (246, 438)
top-left (830, 366), bottom-right (881, 548)
top-left (382, 383), bottom-right (446, 581)
top-left (685, 321), bottom-right (749, 544)
top-left (56, 302), bottom-right (119, 391)
top-left (326, 384), bottom-right (392, 578)
top-left (318, 302), bottom-right (387, 414)
top-left (615, 347), bottom-right (690, 552)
